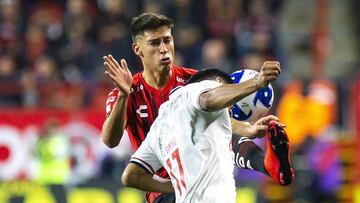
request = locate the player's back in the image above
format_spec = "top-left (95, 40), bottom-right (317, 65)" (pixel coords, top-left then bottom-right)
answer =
top-left (151, 81), bottom-right (236, 203)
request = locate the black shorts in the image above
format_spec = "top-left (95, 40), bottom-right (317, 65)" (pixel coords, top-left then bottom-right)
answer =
top-left (153, 193), bottom-right (175, 203)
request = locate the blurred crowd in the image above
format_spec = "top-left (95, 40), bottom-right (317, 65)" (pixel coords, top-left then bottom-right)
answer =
top-left (0, 0), bottom-right (285, 109)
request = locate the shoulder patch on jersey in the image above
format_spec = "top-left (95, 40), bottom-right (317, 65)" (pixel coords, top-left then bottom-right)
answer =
top-left (106, 96), bottom-right (116, 104)
top-left (106, 104), bottom-right (111, 114)
top-left (108, 88), bottom-right (118, 96)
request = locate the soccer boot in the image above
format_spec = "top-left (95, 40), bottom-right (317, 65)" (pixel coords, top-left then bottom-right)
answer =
top-left (264, 121), bottom-right (295, 186)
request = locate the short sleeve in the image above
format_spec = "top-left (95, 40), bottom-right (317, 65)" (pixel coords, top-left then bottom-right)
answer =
top-left (105, 88), bottom-right (119, 117)
top-left (129, 135), bottom-right (162, 174)
top-left (187, 80), bottom-right (222, 111)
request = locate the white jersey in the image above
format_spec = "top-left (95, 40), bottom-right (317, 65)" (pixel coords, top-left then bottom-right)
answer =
top-left (130, 80), bottom-right (236, 203)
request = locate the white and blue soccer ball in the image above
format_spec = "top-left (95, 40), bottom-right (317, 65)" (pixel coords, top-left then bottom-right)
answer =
top-left (230, 69), bottom-right (274, 123)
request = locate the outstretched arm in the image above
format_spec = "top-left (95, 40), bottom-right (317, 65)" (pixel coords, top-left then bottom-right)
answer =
top-left (199, 61), bottom-right (280, 112)
top-left (102, 55), bottom-right (133, 148)
top-left (122, 163), bottom-right (174, 193)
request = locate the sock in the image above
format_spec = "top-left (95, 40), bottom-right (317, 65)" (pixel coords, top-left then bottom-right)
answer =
top-left (232, 136), bottom-right (268, 175)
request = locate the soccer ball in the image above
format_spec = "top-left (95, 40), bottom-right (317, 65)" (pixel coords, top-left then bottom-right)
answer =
top-left (230, 69), bottom-right (274, 123)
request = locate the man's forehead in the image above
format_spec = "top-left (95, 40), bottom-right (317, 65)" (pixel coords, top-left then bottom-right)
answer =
top-left (142, 26), bottom-right (172, 40)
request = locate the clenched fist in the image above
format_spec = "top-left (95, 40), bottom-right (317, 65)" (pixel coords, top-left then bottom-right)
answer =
top-left (257, 61), bottom-right (281, 88)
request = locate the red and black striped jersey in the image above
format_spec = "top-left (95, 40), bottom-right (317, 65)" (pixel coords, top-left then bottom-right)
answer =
top-left (106, 65), bottom-right (197, 147)
top-left (105, 66), bottom-right (197, 151)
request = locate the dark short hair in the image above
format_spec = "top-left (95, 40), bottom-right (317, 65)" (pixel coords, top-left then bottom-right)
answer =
top-left (130, 13), bottom-right (174, 42)
top-left (187, 69), bottom-right (233, 84)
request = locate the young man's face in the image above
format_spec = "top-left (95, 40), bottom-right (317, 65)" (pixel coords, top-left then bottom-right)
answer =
top-left (133, 26), bottom-right (175, 74)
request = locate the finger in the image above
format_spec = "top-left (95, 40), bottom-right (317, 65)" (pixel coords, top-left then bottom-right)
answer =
top-left (268, 71), bottom-right (280, 78)
top-left (259, 115), bottom-right (279, 125)
top-left (270, 65), bottom-right (281, 74)
top-left (120, 59), bottom-right (129, 71)
top-left (103, 55), bottom-right (112, 64)
top-left (106, 54), bottom-right (118, 70)
top-left (105, 71), bottom-right (117, 83)
top-left (265, 115), bottom-right (279, 121)
top-left (127, 66), bottom-right (132, 75)
top-left (257, 117), bottom-right (268, 124)
top-left (109, 55), bottom-right (122, 70)
top-left (265, 70), bottom-right (280, 79)
top-left (279, 123), bottom-right (287, 128)
top-left (267, 61), bottom-right (280, 66)
top-left (266, 64), bottom-right (280, 72)
top-left (107, 72), bottom-right (119, 83)
top-left (103, 56), bottom-right (115, 68)
top-left (104, 62), bottom-right (118, 75)
top-left (263, 66), bottom-right (280, 75)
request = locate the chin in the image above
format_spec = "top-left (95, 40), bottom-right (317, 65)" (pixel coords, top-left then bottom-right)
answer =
top-left (161, 63), bottom-right (172, 71)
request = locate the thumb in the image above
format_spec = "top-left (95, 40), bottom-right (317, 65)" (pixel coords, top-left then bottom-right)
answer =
top-left (257, 125), bottom-right (267, 131)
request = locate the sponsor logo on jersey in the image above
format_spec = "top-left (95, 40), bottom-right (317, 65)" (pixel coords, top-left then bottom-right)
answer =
top-left (176, 77), bottom-right (186, 84)
top-left (136, 105), bottom-right (148, 118)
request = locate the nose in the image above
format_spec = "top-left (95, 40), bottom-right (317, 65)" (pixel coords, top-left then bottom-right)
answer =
top-left (159, 41), bottom-right (168, 54)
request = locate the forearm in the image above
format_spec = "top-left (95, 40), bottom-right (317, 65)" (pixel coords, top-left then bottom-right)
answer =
top-left (231, 119), bottom-right (253, 137)
top-left (124, 173), bottom-right (174, 193)
top-left (200, 78), bottom-right (262, 112)
top-left (231, 115), bottom-right (277, 138)
top-left (102, 93), bottom-right (129, 148)
top-left (122, 163), bottom-right (174, 193)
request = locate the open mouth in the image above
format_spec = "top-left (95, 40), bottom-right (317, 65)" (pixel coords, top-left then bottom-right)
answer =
top-left (160, 57), bottom-right (171, 64)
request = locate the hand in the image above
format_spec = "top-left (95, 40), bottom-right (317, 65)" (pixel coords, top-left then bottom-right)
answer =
top-left (104, 55), bottom-right (133, 94)
top-left (257, 61), bottom-right (281, 88)
top-left (248, 115), bottom-right (285, 138)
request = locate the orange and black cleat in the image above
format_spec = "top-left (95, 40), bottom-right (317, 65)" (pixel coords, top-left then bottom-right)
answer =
top-left (264, 121), bottom-right (295, 186)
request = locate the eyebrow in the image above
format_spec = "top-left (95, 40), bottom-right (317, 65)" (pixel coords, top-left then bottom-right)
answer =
top-left (148, 38), bottom-right (160, 43)
top-left (148, 35), bottom-right (172, 42)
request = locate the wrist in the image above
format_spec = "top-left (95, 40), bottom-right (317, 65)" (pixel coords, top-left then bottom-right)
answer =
top-left (117, 90), bottom-right (130, 97)
top-left (254, 75), bottom-right (267, 89)
top-left (116, 91), bottom-right (129, 104)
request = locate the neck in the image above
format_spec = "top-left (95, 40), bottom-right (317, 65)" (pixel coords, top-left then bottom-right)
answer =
top-left (142, 65), bottom-right (173, 89)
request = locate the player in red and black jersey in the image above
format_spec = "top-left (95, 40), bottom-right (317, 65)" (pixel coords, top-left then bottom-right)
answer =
top-left (105, 66), bottom-right (196, 198)
top-left (102, 13), bottom-right (293, 203)
top-left (106, 66), bottom-right (196, 151)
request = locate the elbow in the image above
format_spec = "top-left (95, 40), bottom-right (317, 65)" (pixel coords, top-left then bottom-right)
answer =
top-left (102, 136), bottom-right (118, 148)
top-left (101, 126), bottom-right (121, 148)
top-left (121, 169), bottom-right (133, 187)
top-left (121, 171), bottom-right (129, 186)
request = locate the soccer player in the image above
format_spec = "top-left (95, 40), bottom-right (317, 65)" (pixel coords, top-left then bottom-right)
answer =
top-left (102, 12), bottom-right (293, 203)
top-left (121, 68), bottom-right (283, 203)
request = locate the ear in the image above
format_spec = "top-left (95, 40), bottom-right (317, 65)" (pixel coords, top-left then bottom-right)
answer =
top-left (216, 77), bottom-right (223, 84)
top-left (132, 42), bottom-right (143, 57)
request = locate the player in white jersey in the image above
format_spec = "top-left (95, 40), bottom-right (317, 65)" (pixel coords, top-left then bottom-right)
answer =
top-left (122, 64), bottom-right (282, 203)
top-left (131, 79), bottom-right (235, 202)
